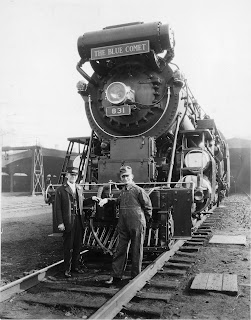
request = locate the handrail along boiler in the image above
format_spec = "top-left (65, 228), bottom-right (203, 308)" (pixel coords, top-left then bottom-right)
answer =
top-left (46, 21), bottom-right (230, 254)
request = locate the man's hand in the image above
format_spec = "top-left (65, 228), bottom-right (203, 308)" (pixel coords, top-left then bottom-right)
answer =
top-left (99, 198), bottom-right (108, 207)
top-left (92, 196), bottom-right (101, 202)
top-left (58, 223), bottom-right (65, 231)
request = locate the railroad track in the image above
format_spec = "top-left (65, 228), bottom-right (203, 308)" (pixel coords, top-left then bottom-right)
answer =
top-left (0, 211), bottom-right (218, 319)
top-left (243, 191), bottom-right (251, 201)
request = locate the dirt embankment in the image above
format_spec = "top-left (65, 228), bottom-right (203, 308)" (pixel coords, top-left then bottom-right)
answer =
top-left (1, 194), bottom-right (63, 285)
top-left (162, 193), bottom-right (250, 320)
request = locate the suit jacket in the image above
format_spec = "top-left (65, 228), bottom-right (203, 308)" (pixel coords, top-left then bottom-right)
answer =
top-left (54, 182), bottom-right (94, 232)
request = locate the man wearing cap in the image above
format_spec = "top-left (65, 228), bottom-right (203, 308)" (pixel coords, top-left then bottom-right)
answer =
top-left (99, 165), bottom-right (152, 284)
top-left (55, 166), bottom-right (100, 278)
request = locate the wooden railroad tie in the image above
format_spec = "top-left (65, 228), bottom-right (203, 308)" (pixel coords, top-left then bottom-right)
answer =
top-left (189, 237), bottom-right (207, 241)
top-left (179, 246), bottom-right (201, 252)
top-left (43, 283), bottom-right (118, 295)
top-left (184, 241), bottom-right (204, 246)
top-left (169, 256), bottom-right (196, 264)
top-left (198, 227), bottom-right (212, 231)
top-left (175, 250), bottom-right (197, 257)
top-left (193, 231), bottom-right (211, 236)
top-left (164, 262), bottom-right (192, 269)
top-left (147, 279), bottom-right (179, 289)
top-left (191, 234), bottom-right (208, 239)
top-left (158, 269), bottom-right (187, 276)
top-left (21, 294), bottom-right (104, 309)
top-left (124, 303), bottom-right (165, 318)
top-left (135, 291), bottom-right (172, 302)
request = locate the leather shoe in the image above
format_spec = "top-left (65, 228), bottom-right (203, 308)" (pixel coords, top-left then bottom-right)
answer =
top-left (64, 271), bottom-right (72, 278)
top-left (72, 268), bottom-right (85, 274)
top-left (105, 277), bottom-right (121, 285)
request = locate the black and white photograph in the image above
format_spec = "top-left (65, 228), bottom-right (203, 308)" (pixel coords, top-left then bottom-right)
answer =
top-left (1, 0), bottom-right (250, 319)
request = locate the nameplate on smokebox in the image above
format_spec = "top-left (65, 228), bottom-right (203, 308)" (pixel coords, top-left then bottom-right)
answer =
top-left (91, 40), bottom-right (149, 60)
top-left (106, 105), bottom-right (131, 117)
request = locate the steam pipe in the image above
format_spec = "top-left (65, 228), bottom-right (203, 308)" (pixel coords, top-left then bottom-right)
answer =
top-left (89, 218), bottom-right (113, 255)
top-left (82, 130), bottom-right (93, 183)
top-left (76, 60), bottom-right (98, 86)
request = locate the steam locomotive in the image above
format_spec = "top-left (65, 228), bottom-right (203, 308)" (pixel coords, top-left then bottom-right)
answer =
top-left (46, 21), bottom-right (230, 254)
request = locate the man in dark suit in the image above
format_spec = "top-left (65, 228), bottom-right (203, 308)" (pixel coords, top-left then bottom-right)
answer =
top-left (54, 166), bottom-right (100, 278)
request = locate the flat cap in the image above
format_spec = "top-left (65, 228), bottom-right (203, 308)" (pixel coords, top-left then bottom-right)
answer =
top-left (66, 166), bottom-right (78, 175)
top-left (119, 165), bottom-right (132, 175)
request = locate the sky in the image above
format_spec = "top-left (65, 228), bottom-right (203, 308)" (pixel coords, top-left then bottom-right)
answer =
top-left (0, 0), bottom-right (251, 151)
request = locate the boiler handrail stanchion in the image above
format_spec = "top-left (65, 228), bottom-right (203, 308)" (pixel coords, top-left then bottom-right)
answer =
top-left (82, 127), bottom-right (93, 183)
top-left (167, 112), bottom-right (182, 188)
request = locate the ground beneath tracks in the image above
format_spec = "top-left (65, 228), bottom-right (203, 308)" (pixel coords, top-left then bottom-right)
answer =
top-left (1, 193), bottom-right (250, 319)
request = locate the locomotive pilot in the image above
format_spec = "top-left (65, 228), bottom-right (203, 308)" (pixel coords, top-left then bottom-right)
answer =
top-left (99, 166), bottom-right (152, 284)
top-left (55, 166), bottom-right (100, 278)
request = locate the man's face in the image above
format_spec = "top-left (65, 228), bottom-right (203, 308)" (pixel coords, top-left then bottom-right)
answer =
top-left (120, 173), bottom-right (133, 184)
top-left (66, 172), bottom-right (78, 184)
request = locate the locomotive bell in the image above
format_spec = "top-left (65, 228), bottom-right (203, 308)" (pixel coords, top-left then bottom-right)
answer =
top-left (173, 69), bottom-right (185, 87)
top-left (105, 82), bottom-right (135, 105)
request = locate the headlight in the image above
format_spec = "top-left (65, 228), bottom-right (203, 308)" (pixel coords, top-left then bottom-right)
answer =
top-left (184, 150), bottom-right (210, 172)
top-left (106, 82), bottom-right (135, 105)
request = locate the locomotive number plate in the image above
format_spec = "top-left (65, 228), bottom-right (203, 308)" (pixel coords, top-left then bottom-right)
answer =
top-left (106, 105), bottom-right (132, 117)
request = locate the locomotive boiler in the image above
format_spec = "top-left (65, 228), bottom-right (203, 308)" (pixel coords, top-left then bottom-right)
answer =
top-left (46, 21), bottom-right (230, 254)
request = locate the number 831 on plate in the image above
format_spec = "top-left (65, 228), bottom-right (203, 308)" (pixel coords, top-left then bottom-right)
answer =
top-left (106, 105), bottom-right (131, 117)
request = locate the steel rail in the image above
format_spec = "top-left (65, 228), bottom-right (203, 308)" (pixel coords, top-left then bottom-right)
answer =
top-left (89, 239), bottom-right (185, 320)
top-left (0, 211), bottom-right (211, 303)
top-left (192, 210), bottom-right (213, 231)
top-left (243, 191), bottom-right (251, 201)
top-left (0, 250), bottom-right (88, 303)
top-left (0, 210), bottom-right (211, 304)
top-left (89, 209), bottom-right (214, 319)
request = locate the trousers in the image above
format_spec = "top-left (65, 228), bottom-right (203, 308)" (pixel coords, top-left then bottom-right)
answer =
top-left (112, 210), bottom-right (146, 279)
top-left (62, 215), bottom-right (83, 272)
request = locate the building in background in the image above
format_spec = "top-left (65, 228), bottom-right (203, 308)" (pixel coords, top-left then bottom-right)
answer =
top-left (1, 146), bottom-right (66, 194)
top-left (227, 138), bottom-right (251, 195)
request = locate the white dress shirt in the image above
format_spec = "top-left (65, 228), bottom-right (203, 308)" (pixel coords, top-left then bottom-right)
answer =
top-left (67, 181), bottom-right (76, 194)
